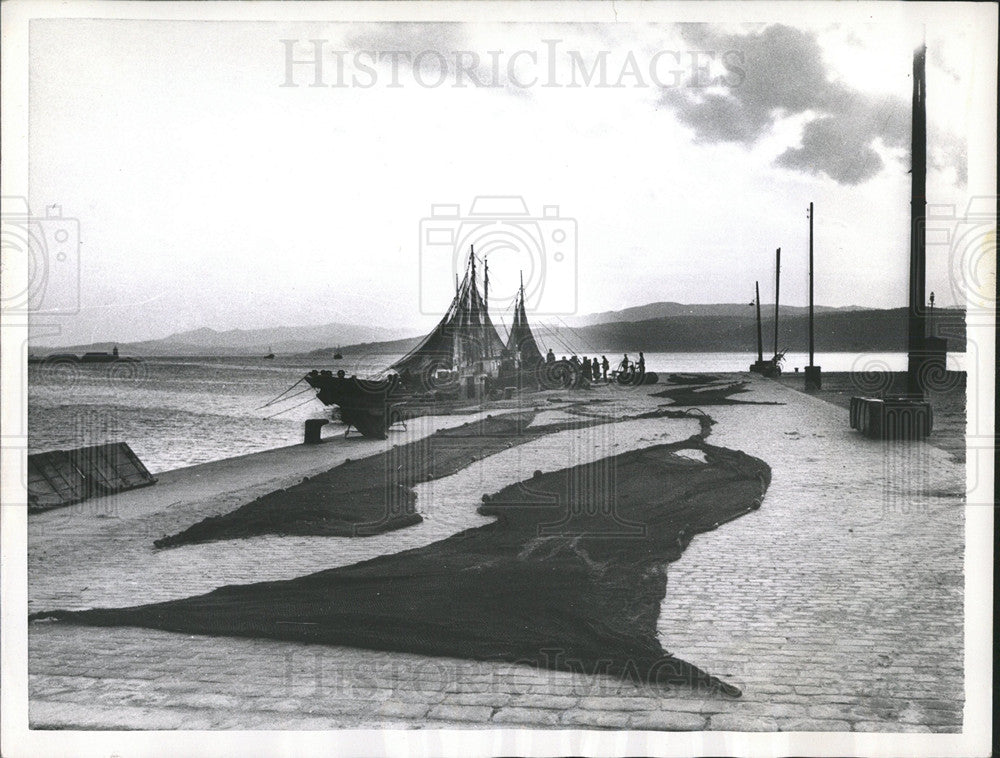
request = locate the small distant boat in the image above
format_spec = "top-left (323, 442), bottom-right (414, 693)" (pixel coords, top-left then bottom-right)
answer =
top-left (264, 347), bottom-right (275, 360)
top-left (333, 348), bottom-right (343, 360)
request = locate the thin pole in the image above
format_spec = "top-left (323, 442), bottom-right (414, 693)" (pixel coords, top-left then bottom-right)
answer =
top-left (755, 281), bottom-right (763, 362)
top-left (808, 203), bottom-right (814, 365)
top-left (773, 247), bottom-right (781, 358)
top-left (906, 45), bottom-right (927, 397)
top-left (483, 256), bottom-right (490, 359)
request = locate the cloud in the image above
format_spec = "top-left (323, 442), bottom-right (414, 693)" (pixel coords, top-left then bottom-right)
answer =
top-left (342, 23), bottom-right (533, 98)
top-left (930, 129), bottom-right (968, 186)
top-left (659, 24), bottom-right (913, 185)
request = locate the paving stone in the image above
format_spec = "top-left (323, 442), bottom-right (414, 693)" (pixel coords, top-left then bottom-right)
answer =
top-left (629, 711), bottom-right (708, 731)
top-left (852, 721), bottom-right (938, 733)
top-left (508, 693), bottom-right (579, 710)
top-left (372, 701), bottom-right (430, 720)
top-left (561, 709), bottom-right (631, 728)
top-left (491, 706), bottom-right (562, 726)
top-left (425, 704), bottom-right (493, 723)
top-left (708, 713), bottom-right (779, 731)
top-left (774, 718), bottom-right (853, 732)
top-left (438, 692), bottom-right (512, 708)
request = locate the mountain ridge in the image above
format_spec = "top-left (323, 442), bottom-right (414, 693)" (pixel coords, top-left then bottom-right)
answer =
top-left (29, 304), bottom-right (965, 357)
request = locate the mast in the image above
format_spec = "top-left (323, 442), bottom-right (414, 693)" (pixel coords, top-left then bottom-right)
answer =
top-left (773, 247), bottom-right (781, 358)
top-left (484, 258), bottom-right (489, 308)
top-left (808, 203), bottom-right (814, 365)
top-left (755, 281), bottom-right (763, 362)
top-left (906, 45), bottom-right (927, 397)
top-left (483, 255), bottom-right (490, 360)
top-left (469, 246), bottom-right (477, 366)
top-left (517, 271), bottom-right (525, 364)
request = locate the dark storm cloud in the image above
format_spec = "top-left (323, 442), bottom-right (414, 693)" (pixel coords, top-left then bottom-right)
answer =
top-left (660, 24), bottom-right (915, 185)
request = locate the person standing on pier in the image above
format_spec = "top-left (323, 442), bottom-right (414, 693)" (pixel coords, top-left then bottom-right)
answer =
top-left (601, 355), bottom-right (610, 382)
top-left (638, 352), bottom-right (646, 375)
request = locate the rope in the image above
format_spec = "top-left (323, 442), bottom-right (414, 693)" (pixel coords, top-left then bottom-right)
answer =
top-left (258, 378), bottom-right (305, 409)
top-left (263, 395), bottom-right (321, 419)
top-left (254, 386), bottom-right (312, 410)
top-left (537, 320), bottom-right (576, 356)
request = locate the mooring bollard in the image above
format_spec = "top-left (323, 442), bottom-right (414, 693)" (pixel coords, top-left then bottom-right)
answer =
top-left (304, 418), bottom-right (329, 444)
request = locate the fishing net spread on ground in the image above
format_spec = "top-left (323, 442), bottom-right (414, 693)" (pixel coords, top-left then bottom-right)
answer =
top-left (34, 434), bottom-right (770, 696)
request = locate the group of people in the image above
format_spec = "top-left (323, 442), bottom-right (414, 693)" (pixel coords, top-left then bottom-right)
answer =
top-left (544, 348), bottom-right (645, 382)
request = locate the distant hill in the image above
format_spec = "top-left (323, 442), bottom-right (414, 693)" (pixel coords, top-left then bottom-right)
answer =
top-left (325, 307), bottom-right (966, 357)
top-left (29, 304), bottom-right (966, 358)
top-left (563, 301), bottom-right (866, 327)
top-left (32, 322), bottom-right (417, 358)
top-left (543, 307), bottom-right (967, 354)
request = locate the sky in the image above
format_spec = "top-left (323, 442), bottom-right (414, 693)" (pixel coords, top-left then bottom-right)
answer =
top-left (19, 7), bottom-right (997, 345)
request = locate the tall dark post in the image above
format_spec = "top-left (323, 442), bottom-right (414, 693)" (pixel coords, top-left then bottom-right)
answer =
top-left (484, 257), bottom-right (489, 310)
top-left (847, 44), bottom-right (932, 439)
top-left (773, 247), bottom-right (781, 358)
top-left (906, 45), bottom-right (927, 397)
top-left (805, 204), bottom-right (822, 389)
top-left (755, 281), bottom-right (764, 362)
top-left (483, 256), bottom-right (490, 359)
top-left (808, 203), bottom-right (814, 363)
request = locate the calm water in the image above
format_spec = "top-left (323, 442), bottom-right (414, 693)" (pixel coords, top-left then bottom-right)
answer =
top-left (29, 351), bottom-right (966, 473)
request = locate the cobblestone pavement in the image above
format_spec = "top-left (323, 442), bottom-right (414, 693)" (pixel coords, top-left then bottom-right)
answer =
top-left (26, 375), bottom-right (965, 731)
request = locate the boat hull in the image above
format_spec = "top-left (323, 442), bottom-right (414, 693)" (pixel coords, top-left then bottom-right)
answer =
top-left (304, 373), bottom-right (407, 439)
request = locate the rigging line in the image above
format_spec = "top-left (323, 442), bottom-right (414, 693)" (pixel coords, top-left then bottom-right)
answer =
top-left (546, 315), bottom-right (601, 356)
top-left (263, 395), bottom-right (320, 419)
top-left (540, 319), bottom-right (573, 352)
top-left (258, 377), bottom-right (305, 408)
top-left (496, 310), bottom-right (510, 342)
top-left (538, 320), bottom-right (574, 355)
top-left (254, 385), bottom-right (312, 410)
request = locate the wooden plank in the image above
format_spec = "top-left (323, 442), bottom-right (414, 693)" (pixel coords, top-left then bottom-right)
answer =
top-left (27, 442), bottom-right (157, 511)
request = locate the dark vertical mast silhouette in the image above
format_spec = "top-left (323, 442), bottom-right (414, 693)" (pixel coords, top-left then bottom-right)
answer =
top-left (848, 44), bottom-right (933, 440)
top-left (805, 203), bottom-right (822, 389)
top-left (773, 248), bottom-right (781, 358)
top-left (906, 45), bottom-right (928, 397)
top-left (808, 203), bottom-right (815, 364)
top-left (755, 281), bottom-right (764, 363)
top-left (483, 255), bottom-right (490, 360)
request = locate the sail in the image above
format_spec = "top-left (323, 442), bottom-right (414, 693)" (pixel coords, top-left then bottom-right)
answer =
top-left (390, 253), bottom-right (505, 376)
top-left (506, 283), bottom-right (545, 367)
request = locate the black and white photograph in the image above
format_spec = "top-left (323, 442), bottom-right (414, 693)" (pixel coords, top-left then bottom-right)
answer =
top-left (0, 1), bottom-right (995, 756)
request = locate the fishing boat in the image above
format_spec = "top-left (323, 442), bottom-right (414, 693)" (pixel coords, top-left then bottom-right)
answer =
top-left (264, 347), bottom-right (275, 360)
top-left (304, 248), bottom-right (560, 438)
